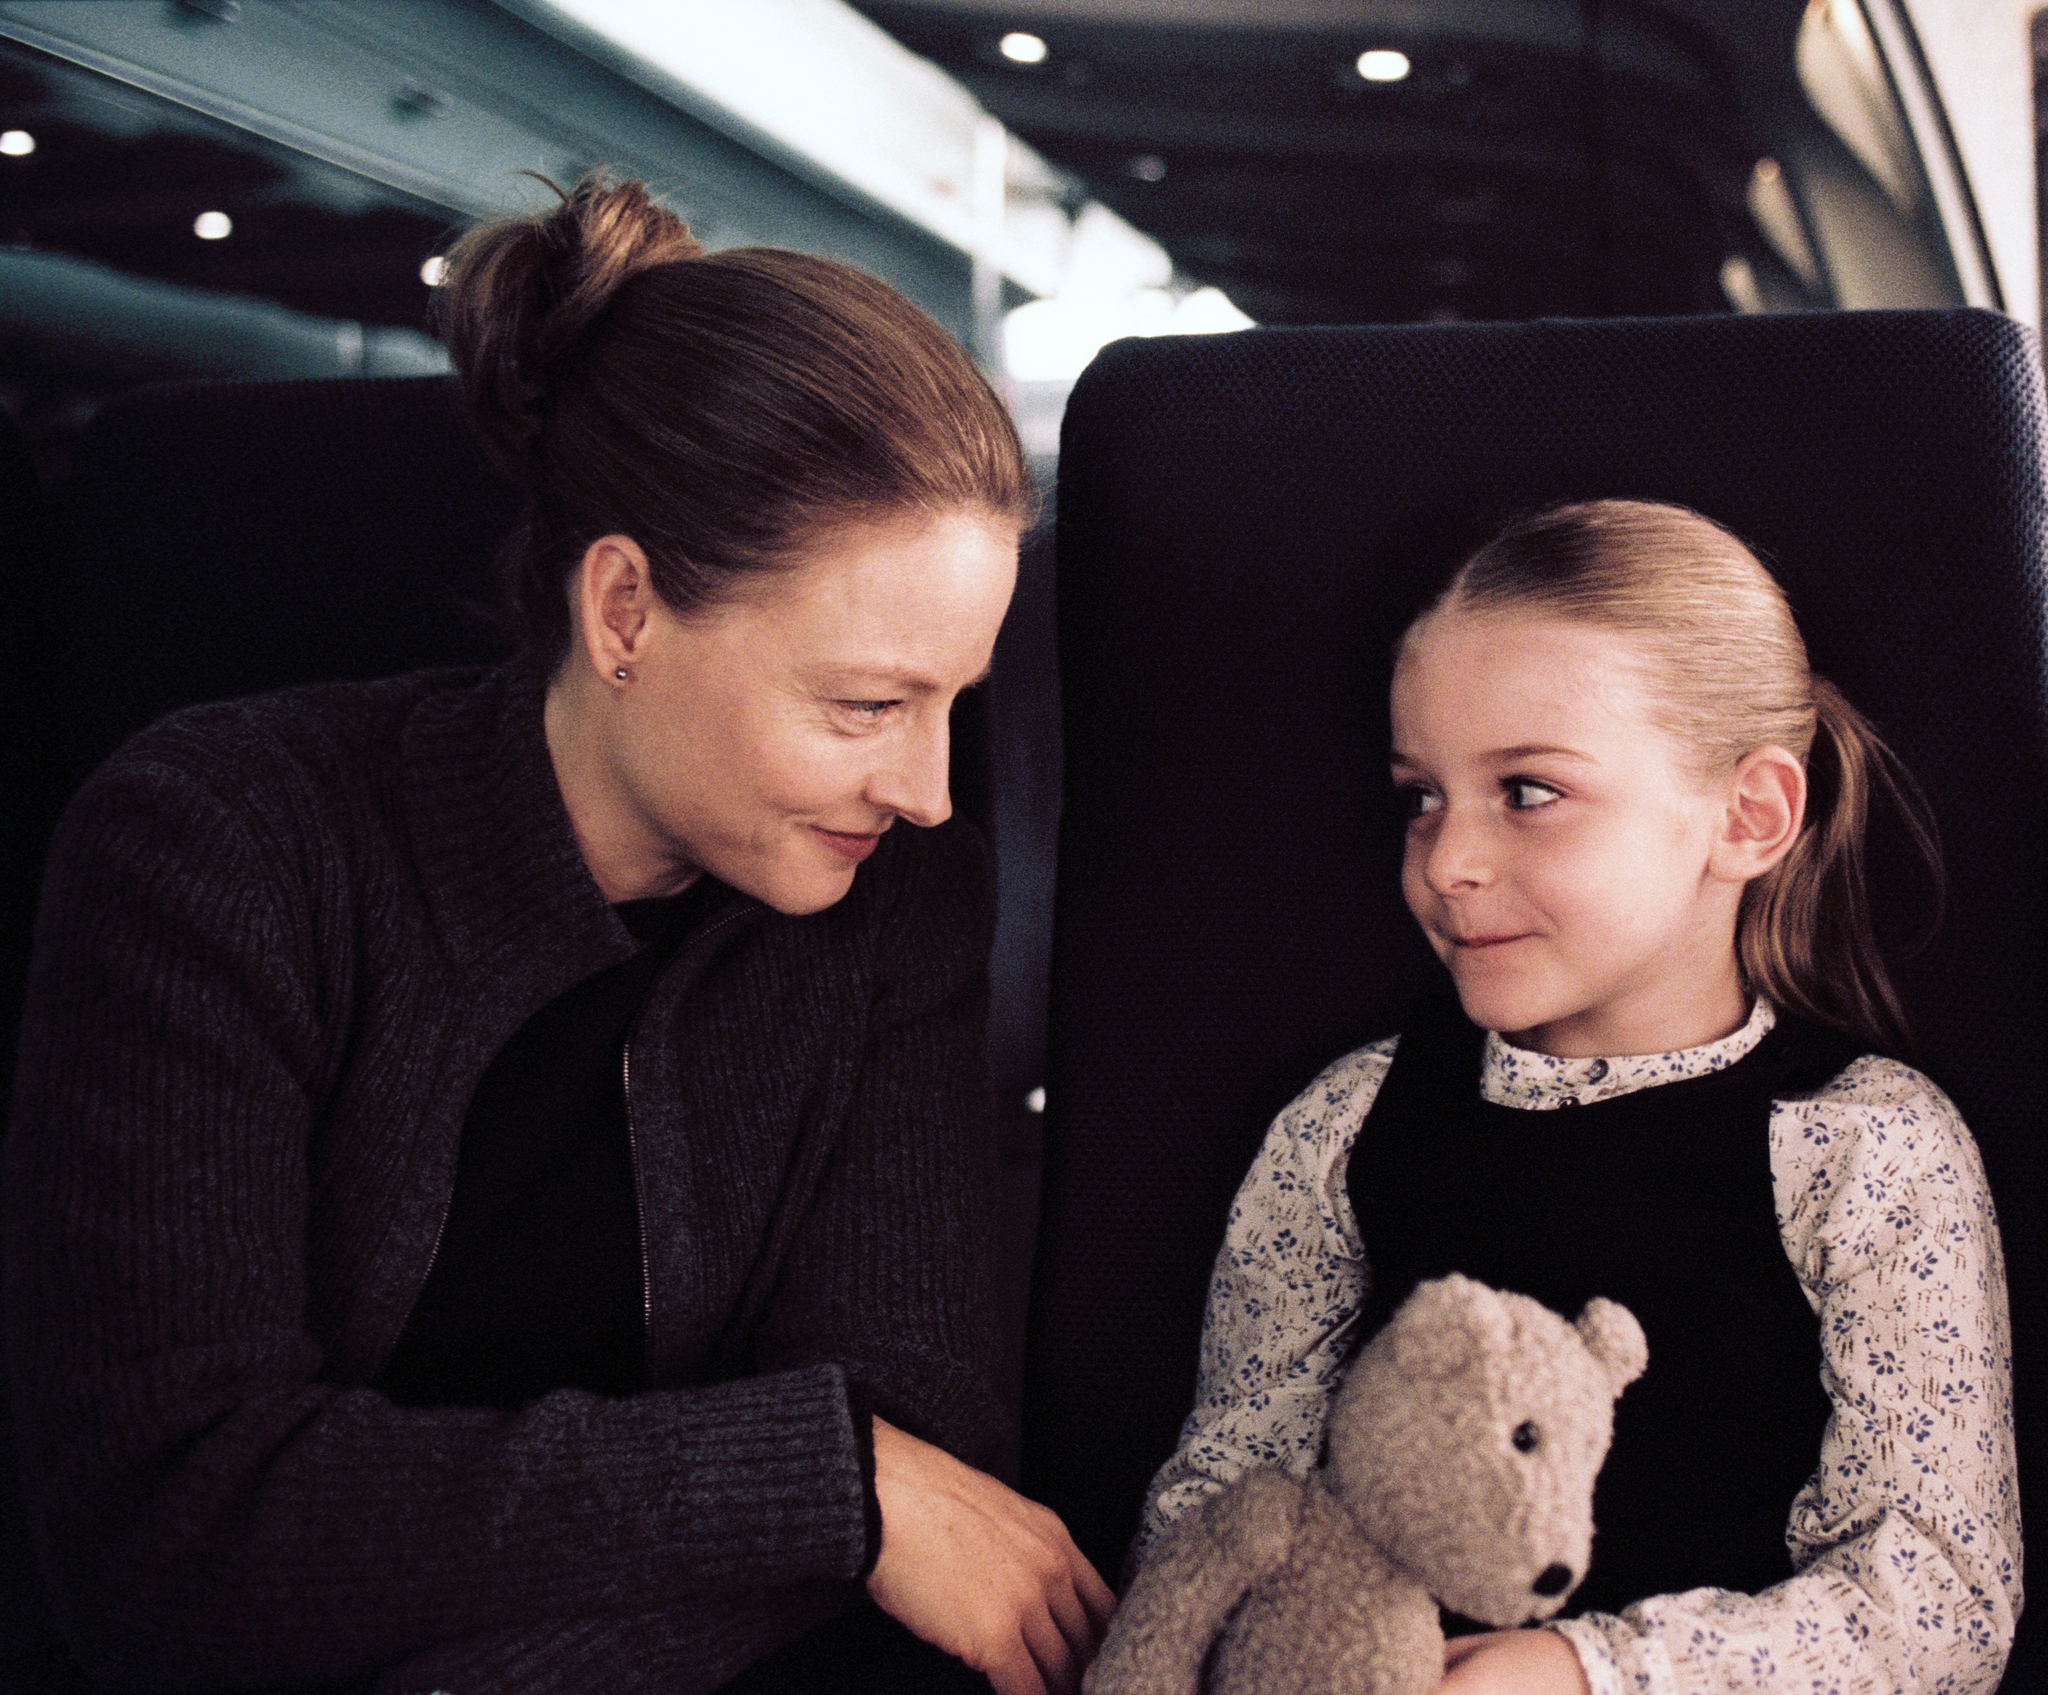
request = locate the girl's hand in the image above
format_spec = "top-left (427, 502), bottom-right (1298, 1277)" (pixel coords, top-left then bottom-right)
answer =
top-left (1434, 1629), bottom-right (1592, 1695)
top-left (866, 1416), bottom-right (1117, 1695)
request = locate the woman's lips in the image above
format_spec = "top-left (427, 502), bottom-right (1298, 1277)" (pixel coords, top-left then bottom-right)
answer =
top-left (814, 827), bottom-right (884, 862)
top-left (1449, 931), bottom-right (1532, 949)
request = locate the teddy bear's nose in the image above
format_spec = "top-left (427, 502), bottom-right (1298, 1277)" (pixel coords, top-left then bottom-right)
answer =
top-left (1532, 1564), bottom-right (1573, 1597)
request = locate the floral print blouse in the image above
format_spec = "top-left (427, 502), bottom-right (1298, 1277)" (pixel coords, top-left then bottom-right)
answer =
top-left (1139, 999), bottom-right (2020, 1694)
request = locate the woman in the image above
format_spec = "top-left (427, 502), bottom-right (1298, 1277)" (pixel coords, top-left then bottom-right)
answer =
top-left (5, 176), bottom-right (1113, 1694)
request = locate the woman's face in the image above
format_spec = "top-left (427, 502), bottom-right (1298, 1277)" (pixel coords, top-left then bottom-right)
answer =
top-left (1389, 609), bottom-right (1754, 1057)
top-left (559, 508), bottom-right (1019, 913)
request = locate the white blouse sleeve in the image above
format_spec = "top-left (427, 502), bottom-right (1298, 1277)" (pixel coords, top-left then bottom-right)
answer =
top-left (1552, 1057), bottom-right (2022, 1695)
top-left (1132, 1038), bottom-right (1397, 1571)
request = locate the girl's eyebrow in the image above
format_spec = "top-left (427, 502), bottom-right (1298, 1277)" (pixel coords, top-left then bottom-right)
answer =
top-left (1389, 743), bottom-right (1595, 767)
top-left (1491, 743), bottom-right (1597, 764)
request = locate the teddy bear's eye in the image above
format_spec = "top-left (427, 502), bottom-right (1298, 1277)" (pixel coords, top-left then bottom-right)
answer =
top-left (1512, 1421), bottom-right (1540, 1453)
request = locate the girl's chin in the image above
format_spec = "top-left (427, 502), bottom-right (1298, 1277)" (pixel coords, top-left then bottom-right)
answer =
top-left (1445, 959), bottom-right (1550, 1023)
top-left (1448, 981), bottom-right (1586, 1051)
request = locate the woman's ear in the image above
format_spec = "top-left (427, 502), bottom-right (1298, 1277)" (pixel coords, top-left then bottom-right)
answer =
top-left (575, 534), bottom-right (656, 685)
top-left (1711, 745), bottom-right (1806, 883)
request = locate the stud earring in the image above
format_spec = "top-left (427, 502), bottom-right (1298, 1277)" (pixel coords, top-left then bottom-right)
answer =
top-left (614, 666), bottom-right (629, 681)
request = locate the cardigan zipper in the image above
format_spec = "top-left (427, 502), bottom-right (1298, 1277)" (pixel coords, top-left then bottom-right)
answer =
top-left (386, 901), bottom-right (758, 1382)
top-left (621, 1040), bottom-right (654, 1370)
top-left (620, 901), bottom-right (757, 1384)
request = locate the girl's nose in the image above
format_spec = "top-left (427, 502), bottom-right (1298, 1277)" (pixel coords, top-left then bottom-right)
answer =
top-left (1421, 804), bottom-right (1493, 894)
top-left (868, 715), bottom-right (952, 829)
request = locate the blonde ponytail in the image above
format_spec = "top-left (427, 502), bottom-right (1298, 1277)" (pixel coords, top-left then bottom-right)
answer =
top-left (1738, 677), bottom-right (1942, 1059)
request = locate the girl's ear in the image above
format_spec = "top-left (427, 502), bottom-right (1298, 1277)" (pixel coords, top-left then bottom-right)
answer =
top-left (1711, 745), bottom-right (1805, 883)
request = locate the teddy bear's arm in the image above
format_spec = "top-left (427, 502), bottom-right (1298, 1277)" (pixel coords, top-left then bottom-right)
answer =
top-left (1090, 1468), bottom-right (1306, 1695)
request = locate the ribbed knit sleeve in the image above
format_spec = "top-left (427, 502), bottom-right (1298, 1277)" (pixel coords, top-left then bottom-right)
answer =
top-left (5, 727), bottom-right (885, 1690)
top-left (752, 814), bottom-right (1010, 1475)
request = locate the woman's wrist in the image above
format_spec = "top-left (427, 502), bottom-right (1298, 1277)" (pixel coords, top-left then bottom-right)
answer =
top-left (844, 1381), bottom-right (883, 1579)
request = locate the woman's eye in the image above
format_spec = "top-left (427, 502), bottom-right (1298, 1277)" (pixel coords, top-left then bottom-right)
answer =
top-left (836, 699), bottom-right (899, 721)
top-left (1504, 778), bottom-right (1562, 810)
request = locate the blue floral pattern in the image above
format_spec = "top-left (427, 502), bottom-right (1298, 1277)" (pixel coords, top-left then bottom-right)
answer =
top-left (1139, 1001), bottom-right (2020, 1694)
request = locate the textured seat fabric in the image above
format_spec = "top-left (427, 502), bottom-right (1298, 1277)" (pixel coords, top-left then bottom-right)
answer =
top-left (0, 405), bottom-right (58, 1119)
top-left (1024, 309), bottom-right (2047, 1686)
top-left (52, 374), bottom-right (521, 789)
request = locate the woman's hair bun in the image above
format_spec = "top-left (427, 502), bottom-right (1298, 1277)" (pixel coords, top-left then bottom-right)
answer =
top-left (438, 171), bottom-right (704, 474)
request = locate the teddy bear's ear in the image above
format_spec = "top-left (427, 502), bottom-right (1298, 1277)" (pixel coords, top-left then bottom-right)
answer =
top-left (1575, 1298), bottom-right (1648, 1391)
top-left (1389, 1274), bottom-right (1509, 1379)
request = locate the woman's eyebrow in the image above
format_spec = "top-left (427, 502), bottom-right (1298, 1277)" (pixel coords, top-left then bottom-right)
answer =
top-left (803, 661), bottom-right (995, 694)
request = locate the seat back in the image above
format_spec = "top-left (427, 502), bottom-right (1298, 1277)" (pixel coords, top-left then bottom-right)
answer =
top-left (1024, 309), bottom-right (2048, 1685)
top-left (0, 406), bottom-right (59, 1119)
top-left (53, 376), bottom-right (520, 790)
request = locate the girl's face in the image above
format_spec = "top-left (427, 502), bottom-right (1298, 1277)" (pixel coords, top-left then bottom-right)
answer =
top-left (1389, 609), bottom-right (1756, 1058)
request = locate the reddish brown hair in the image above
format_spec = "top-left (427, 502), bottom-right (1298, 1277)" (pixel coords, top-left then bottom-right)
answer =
top-left (438, 173), bottom-right (1032, 661)
top-left (1408, 498), bottom-right (1942, 1058)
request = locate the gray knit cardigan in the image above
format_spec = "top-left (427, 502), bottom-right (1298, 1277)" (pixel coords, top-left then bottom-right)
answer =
top-left (5, 662), bottom-right (1007, 1694)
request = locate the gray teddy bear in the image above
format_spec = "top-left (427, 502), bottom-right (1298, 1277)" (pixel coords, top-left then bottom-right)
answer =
top-left (1090, 1275), bottom-right (1648, 1695)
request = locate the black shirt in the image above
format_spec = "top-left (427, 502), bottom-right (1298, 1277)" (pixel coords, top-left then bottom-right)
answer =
top-left (379, 878), bottom-right (726, 1408)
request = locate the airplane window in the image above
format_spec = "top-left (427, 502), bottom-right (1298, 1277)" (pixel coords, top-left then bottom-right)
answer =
top-left (0, 39), bottom-right (453, 484)
top-left (0, 0), bottom-right (2022, 491)
top-left (2037, 8), bottom-right (2047, 306)
top-left (850, 0), bottom-right (1996, 330)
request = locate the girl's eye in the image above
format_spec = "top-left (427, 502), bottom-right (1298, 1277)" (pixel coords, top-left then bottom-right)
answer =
top-left (1503, 778), bottom-right (1562, 810)
top-left (1398, 785), bottom-right (1442, 820)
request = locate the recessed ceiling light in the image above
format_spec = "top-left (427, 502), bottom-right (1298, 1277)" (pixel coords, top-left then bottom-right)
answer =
top-left (0, 130), bottom-right (34, 157)
top-left (1000, 32), bottom-right (1049, 65)
top-left (1357, 48), bottom-right (1411, 82)
top-left (193, 210), bottom-right (232, 240)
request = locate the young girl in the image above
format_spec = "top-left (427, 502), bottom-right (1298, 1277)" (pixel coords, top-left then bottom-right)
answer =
top-left (1136, 500), bottom-right (2019, 1695)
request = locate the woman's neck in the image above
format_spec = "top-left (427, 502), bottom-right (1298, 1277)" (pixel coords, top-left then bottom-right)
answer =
top-left (543, 669), bottom-right (702, 904)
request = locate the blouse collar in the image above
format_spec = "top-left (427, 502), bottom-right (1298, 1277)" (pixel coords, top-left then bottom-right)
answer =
top-left (1478, 997), bottom-right (1777, 1110)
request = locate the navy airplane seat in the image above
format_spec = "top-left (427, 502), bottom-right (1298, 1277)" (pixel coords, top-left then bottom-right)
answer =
top-left (51, 375), bottom-right (519, 791)
top-left (0, 404), bottom-right (59, 1120)
top-left (1025, 309), bottom-right (2047, 1686)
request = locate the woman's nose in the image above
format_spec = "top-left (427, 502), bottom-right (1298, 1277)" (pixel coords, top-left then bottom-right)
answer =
top-left (870, 716), bottom-right (952, 829)
top-left (1421, 804), bottom-right (1493, 894)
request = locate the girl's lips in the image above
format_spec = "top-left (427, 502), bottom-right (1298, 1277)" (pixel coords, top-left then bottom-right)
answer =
top-left (814, 827), bottom-right (884, 862)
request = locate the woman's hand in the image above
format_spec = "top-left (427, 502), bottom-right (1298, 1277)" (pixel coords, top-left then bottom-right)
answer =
top-left (866, 1416), bottom-right (1117, 1695)
top-left (1434, 1629), bottom-right (1592, 1695)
